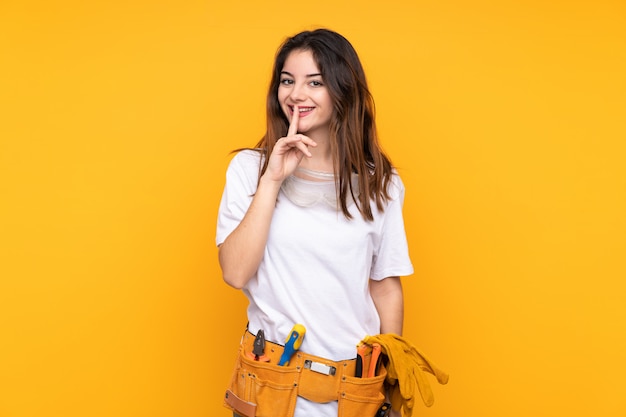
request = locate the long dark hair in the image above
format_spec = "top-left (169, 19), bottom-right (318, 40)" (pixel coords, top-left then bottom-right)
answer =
top-left (255, 28), bottom-right (394, 221)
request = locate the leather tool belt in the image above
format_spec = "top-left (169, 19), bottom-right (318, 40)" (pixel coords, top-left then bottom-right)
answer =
top-left (224, 330), bottom-right (387, 417)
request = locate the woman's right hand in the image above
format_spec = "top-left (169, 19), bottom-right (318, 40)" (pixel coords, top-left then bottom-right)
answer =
top-left (263, 105), bottom-right (317, 183)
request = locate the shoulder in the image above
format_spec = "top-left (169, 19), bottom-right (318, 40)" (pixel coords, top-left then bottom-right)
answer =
top-left (226, 149), bottom-right (264, 176)
top-left (223, 149), bottom-right (265, 192)
top-left (385, 170), bottom-right (406, 201)
top-left (229, 149), bottom-right (264, 169)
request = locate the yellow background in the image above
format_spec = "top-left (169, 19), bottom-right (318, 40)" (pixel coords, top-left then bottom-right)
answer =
top-left (1, 1), bottom-right (625, 416)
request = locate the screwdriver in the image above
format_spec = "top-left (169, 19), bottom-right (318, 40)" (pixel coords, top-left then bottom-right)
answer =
top-left (278, 324), bottom-right (306, 366)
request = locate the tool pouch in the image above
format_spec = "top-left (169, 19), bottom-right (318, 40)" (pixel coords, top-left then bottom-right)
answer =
top-left (337, 367), bottom-right (387, 417)
top-left (225, 346), bottom-right (299, 417)
top-left (224, 332), bottom-right (386, 417)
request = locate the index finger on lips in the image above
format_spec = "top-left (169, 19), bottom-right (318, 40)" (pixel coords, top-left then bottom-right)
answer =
top-left (287, 105), bottom-right (299, 137)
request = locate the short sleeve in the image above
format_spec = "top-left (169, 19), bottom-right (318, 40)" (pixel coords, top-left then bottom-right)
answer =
top-left (369, 174), bottom-right (414, 280)
top-left (215, 150), bottom-right (262, 246)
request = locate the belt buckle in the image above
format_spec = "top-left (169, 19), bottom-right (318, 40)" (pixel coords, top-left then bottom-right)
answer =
top-left (304, 359), bottom-right (336, 376)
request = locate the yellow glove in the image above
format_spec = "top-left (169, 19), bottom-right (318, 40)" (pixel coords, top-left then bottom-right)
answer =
top-left (361, 334), bottom-right (448, 417)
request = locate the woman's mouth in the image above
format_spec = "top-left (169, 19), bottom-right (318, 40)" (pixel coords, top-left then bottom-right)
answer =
top-left (289, 106), bottom-right (315, 116)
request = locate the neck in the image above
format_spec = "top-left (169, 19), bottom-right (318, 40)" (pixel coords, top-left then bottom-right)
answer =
top-left (300, 130), bottom-right (333, 172)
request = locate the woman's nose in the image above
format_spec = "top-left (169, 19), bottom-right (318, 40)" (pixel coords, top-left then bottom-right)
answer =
top-left (289, 83), bottom-right (306, 101)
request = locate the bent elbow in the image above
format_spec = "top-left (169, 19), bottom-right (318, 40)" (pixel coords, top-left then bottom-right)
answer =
top-left (220, 266), bottom-right (252, 290)
top-left (218, 244), bottom-right (255, 289)
top-left (222, 272), bottom-right (246, 290)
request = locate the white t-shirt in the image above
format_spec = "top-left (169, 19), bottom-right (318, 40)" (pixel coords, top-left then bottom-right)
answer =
top-left (216, 150), bottom-right (413, 416)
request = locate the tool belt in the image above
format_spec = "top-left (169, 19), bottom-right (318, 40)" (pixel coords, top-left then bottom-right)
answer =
top-left (224, 330), bottom-right (387, 417)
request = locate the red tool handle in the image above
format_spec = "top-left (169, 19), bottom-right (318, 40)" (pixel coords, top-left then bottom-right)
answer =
top-left (367, 343), bottom-right (382, 378)
top-left (355, 344), bottom-right (368, 377)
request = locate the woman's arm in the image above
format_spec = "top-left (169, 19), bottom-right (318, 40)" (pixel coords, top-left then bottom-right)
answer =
top-left (219, 107), bottom-right (316, 289)
top-left (369, 276), bottom-right (404, 335)
top-left (218, 176), bottom-right (282, 289)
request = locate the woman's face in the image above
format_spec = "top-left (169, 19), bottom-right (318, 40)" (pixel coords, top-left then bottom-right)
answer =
top-left (277, 49), bottom-right (333, 138)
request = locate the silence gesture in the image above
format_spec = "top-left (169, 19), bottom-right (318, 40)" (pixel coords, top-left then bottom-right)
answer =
top-left (263, 105), bottom-right (317, 183)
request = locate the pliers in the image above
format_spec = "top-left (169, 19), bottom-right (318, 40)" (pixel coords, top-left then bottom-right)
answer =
top-left (247, 329), bottom-right (270, 362)
top-left (355, 343), bottom-right (368, 377)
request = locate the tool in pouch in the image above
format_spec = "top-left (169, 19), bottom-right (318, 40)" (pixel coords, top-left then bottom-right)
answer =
top-left (246, 329), bottom-right (270, 362)
top-left (277, 324), bottom-right (306, 366)
top-left (355, 342), bottom-right (382, 378)
top-left (284, 324), bottom-right (336, 376)
top-left (368, 342), bottom-right (382, 378)
top-left (357, 342), bottom-right (388, 417)
top-left (355, 343), bottom-right (368, 377)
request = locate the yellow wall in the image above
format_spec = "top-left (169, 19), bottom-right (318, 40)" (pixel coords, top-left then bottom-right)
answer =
top-left (1, 1), bottom-right (625, 416)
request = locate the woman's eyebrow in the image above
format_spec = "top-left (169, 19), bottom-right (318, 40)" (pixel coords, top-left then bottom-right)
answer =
top-left (280, 71), bottom-right (322, 78)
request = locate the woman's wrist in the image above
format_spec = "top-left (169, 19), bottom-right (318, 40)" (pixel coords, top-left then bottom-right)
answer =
top-left (259, 172), bottom-right (285, 192)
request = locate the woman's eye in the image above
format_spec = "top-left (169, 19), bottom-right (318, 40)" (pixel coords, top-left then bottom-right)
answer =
top-left (310, 80), bottom-right (323, 87)
top-left (280, 78), bottom-right (294, 85)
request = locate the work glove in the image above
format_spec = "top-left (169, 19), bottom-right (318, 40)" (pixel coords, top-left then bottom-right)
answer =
top-left (361, 334), bottom-right (448, 417)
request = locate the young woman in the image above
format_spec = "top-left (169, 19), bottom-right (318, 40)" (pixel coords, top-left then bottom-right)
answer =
top-left (217, 29), bottom-right (413, 417)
